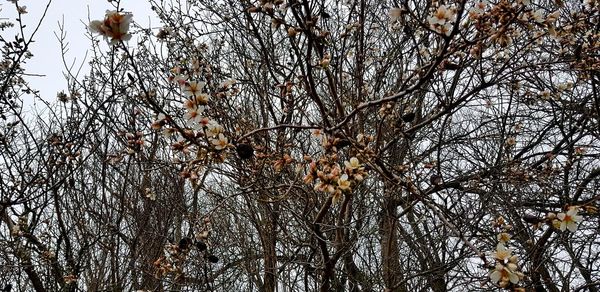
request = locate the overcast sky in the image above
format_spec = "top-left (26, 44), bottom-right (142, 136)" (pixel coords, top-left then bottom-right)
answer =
top-left (4, 0), bottom-right (157, 107)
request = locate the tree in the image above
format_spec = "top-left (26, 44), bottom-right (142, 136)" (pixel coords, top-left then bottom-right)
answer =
top-left (1, 0), bottom-right (599, 291)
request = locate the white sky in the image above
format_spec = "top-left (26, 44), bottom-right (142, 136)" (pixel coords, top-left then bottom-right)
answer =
top-left (3, 0), bottom-right (157, 107)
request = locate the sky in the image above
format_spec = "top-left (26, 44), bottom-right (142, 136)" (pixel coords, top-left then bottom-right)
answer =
top-left (3, 0), bottom-right (157, 108)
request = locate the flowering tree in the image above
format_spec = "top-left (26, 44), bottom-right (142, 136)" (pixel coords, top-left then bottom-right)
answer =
top-left (1, 0), bottom-right (599, 291)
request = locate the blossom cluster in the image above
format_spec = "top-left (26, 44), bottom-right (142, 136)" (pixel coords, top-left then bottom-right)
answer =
top-left (489, 217), bottom-right (525, 289)
top-left (488, 207), bottom-right (586, 289)
top-left (468, 1), bottom-right (488, 20)
top-left (273, 153), bottom-right (295, 172)
top-left (47, 134), bottom-right (82, 167)
top-left (489, 237), bottom-right (524, 288)
top-left (124, 131), bottom-right (144, 154)
top-left (153, 217), bottom-right (215, 280)
top-left (145, 63), bottom-right (237, 182)
top-left (465, 0), bottom-right (566, 51)
top-left (304, 155), bottom-right (366, 204)
top-left (10, 215), bottom-right (28, 237)
top-left (427, 5), bottom-right (456, 36)
top-left (549, 206), bottom-right (583, 232)
top-left (105, 130), bottom-right (146, 165)
top-left (165, 67), bottom-right (231, 151)
top-left (89, 10), bottom-right (133, 45)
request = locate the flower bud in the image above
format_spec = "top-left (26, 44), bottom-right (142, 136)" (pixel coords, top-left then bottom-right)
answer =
top-left (287, 27), bottom-right (298, 37)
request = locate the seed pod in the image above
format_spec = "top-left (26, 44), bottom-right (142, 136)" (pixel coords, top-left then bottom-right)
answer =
top-left (401, 112), bottom-right (415, 123)
top-left (195, 240), bottom-right (207, 252)
top-left (334, 139), bottom-right (351, 149)
top-left (236, 143), bottom-right (254, 159)
top-left (207, 254), bottom-right (219, 263)
top-left (430, 175), bottom-right (442, 186)
top-left (178, 237), bottom-right (193, 250)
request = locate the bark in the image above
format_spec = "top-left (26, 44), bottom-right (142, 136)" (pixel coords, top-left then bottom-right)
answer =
top-left (259, 200), bottom-right (278, 292)
top-left (379, 195), bottom-right (408, 292)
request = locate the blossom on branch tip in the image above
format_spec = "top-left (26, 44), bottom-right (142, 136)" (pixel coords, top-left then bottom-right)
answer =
top-left (89, 10), bottom-right (133, 45)
top-left (211, 133), bottom-right (229, 150)
top-left (183, 81), bottom-right (206, 98)
top-left (468, 1), bottom-right (487, 18)
top-left (183, 105), bottom-right (205, 125)
top-left (144, 188), bottom-right (156, 201)
top-left (198, 117), bottom-right (211, 128)
top-left (557, 206), bottom-right (582, 232)
top-left (206, 121), bottom-right (223, 137)
top-left (314, 181), bottom-right (335, 194)
top-left (493, 243), bottom-right (512, 262)
top-left (497, 232), bottom-right (511, 243)
top-left (428, 5), bottom-right (454, 25)
top-left (427, 5), bottom-right (456, 36)
top-left (489, 263), bottom-right (520, 287)
top-left (337, 174), bottom-right (351, 191)
top-left (195, 93), bottom-right (210, 105)
top-left (344, 157), bottom-right (361, 170)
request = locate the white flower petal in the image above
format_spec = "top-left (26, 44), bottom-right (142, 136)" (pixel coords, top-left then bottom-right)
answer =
top-left (490, 270), bottom-right (501, 283)
top-left (567, 221), bottom-right (578, 232)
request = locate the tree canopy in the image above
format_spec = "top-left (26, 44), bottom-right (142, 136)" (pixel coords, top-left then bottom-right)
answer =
top-left (1, 0), bottom-right (599, 291)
